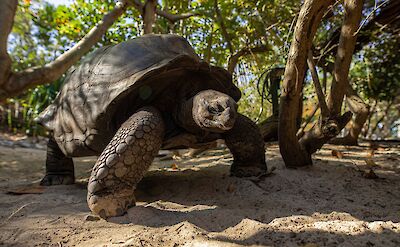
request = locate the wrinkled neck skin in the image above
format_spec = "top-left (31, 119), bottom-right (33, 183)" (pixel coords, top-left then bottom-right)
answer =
top-left (175, 97), bottom-right (204, 134)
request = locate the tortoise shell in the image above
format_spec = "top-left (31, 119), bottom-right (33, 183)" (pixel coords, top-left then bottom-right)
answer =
top-left (36, 34), bottom-right (241, 156)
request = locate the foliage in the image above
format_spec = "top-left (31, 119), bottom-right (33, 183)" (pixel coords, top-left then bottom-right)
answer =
top-left (351, 33), bottom-right (400, 102)
top-left (3, 0), bottom-right (399, 139)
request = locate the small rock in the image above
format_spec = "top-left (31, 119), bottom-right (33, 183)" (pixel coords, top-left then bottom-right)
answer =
top-left (84, 214), bottom-right (100, 221)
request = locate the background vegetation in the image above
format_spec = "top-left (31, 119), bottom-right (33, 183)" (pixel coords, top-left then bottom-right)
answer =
top-left (1, 0), bottom-right (399, 141)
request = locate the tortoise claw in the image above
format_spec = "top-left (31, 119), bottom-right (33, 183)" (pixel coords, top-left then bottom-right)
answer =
top-left (40, 174), bottom-right (75, 186)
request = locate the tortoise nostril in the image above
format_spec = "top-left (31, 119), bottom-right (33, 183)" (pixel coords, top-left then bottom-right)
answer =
top-left (217, 104), bottom-right (224, 112)
top-left (207, 104), bottom-right (224, 114)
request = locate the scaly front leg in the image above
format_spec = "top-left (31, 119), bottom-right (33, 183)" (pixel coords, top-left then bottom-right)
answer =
top-left (224, 114), bottom-right (267, 177)
top-left (87, 107), bottom-right (165, 218)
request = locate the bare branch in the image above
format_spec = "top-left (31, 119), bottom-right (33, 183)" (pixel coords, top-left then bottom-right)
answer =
top-left (227, 45), bottom-right (269, 74)
top-left (296, 105), bottom-right (319, 138)
top-left (204, 26), bottom-right (214, 63)
top-left (306, 50), bottom-right (329, 118)
top-left (354, 0), bottom-right (390, 35)
top-left (156, 10), bottom-right (197, 23)
top-left (214, 0), bottom-right (233, 53)
top-left (131, 0), bottom-right (197, 23)
top-left (316, 0), bottom-right (399, 73)
top-left (1, 0), bottom-right (130, 99)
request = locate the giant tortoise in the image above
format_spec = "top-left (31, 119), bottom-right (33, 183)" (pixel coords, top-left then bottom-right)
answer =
top-left (36, 34), bottom-right (267, 218)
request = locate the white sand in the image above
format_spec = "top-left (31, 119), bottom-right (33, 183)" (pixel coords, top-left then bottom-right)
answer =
top-left (0, 139), bottom-right (399, 246)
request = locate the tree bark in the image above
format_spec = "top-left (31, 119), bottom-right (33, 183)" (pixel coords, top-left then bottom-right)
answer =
top-left (296, 105), bottom-right (318, 139)
top-left (279, 0), bottom-right (364, 167)
top-left (307, 50), bottom-right (329, 118)
top-left (327, 0), bottom-right (365, 117)
top-left (142, 0), bottom-right (157, 34)
top-left (299, 111), bottom-right (353, 154)
top-left (0, 0), bottom-right (18, 95)
top-left (132, 0), bottom-right (196, 24)
top-left (330, 84), bottom-right (370, 145)
top-left (279, 0), bottom-right (336, 167)
top-left (0, 0), bottom-right (130, 100)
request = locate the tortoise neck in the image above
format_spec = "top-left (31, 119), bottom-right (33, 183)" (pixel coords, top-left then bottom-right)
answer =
top-left (175, 97), bottom-right (204, 134)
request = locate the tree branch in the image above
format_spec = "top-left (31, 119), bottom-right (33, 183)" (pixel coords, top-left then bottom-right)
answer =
top-left (330, 83), bottom-right (370, 145)
top-left (1, 0), bottom-right (130, 99)
top-left (327, 0), bottom-right (365, 117)
top-left (307, 50), bottom-right (329, 118)
top-left (279, 0), bottom-right (335, 167)
top-left (0, 0), bottom-right (18, 88)
top-left (227, 45), bottom-right (269, 74)
top-left (143, 0), bottom-right (156, 34)
top-left (316, 0), bottom-right (399, 74)
top-left (214, 0), bottom-right (233, 53)
top-left (131, 0), bottom-right (197, 23)
top-left (296, 105), bottom-right (319, 138)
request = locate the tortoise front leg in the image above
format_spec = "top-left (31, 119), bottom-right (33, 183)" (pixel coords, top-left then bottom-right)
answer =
top-left (87, 107), bottom-right (165, 218)
top-left (40, 137), bottom-right (75, 186)
top-left (224, 114), bottom-right (267, 177)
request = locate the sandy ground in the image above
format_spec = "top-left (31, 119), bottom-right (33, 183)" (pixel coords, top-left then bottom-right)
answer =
top-left (0, 135), bottom-right (399, 246)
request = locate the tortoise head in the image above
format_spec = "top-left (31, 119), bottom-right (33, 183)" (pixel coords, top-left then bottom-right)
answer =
top-left (190, 90), bottom-right (238, 133)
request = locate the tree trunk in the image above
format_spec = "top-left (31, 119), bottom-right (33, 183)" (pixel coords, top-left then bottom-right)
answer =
top-left (330, 84), bottom-right (370, 145)
top-left (0, 0), bottom-right (18, 97)
top-left (279, 0), bottom-right (336, 167)
top-left (279, 0), bottom-right (363, 167)
top-left (143, 0), bottom-right (157, 34)
top-left (327, 0), bottom-right (365, 117)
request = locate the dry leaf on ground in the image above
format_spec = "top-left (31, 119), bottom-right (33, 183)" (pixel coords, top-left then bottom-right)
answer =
top-left (6, 184), bottom-right (45, 195)
top-left (331, 150), bottom-right (344, 159)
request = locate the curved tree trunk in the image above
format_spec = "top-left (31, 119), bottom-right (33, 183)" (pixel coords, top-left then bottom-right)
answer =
top-left (330, 84), bottom-right (370, 145)
top-left (0, 0), bottom-right (17, 93)
top-left (279, 0), bottom-right (336, 167)
top-left (279, 0), bottom-right (363, 167)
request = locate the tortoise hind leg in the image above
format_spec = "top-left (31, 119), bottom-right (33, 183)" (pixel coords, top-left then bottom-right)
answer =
top-left (87, 107), bottom-right (165, 218)
top-left (40, 138), bottom-right (75, 186)
top-left (224, 114), bottom-right (267, 177)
